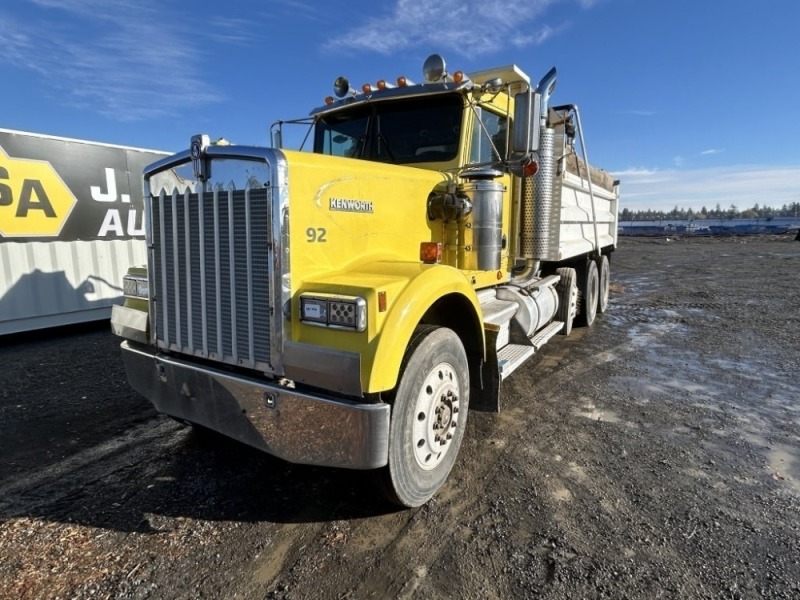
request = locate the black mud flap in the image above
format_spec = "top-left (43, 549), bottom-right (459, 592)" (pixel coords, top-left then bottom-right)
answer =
top-left (470, 327), bottom-right (501, 412)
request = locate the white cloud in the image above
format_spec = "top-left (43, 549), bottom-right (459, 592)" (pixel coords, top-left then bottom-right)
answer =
top-left (208, 17), bottom-right (259, 46)
top-left (673, 156), bottom-right (685, 167)
top-left (613, 164), bottom-right (800, 211)
top-left (260, 0), bottom-right (328, 24)
top-left (0, 1), bottom-right (222, 121)
top-left (700, 148), bottom-right (723, 156)
top-left (324, 0), bottom-right (591, 56)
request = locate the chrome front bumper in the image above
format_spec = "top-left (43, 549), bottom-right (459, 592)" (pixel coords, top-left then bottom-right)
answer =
top-left (120, 341), bottom-right (390, 470)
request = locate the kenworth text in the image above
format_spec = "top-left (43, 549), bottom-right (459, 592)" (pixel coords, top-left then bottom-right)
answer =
top-left (111, 54), bottom-right (619, 507)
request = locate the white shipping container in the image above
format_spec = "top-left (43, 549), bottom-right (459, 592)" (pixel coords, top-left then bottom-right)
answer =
top-left (0, 129), bottom-right (168, 335)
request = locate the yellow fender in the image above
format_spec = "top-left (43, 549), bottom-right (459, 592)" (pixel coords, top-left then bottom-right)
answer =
top-left (364, 262), bottom-right (484, 393)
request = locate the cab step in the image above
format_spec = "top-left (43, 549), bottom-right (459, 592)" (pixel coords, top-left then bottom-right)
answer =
top-left (497, 344), bottom-right (536, 381)
top-left (497, 321), bottom-right (564, 381)
top-left (530, 320), bottom-right (563, 350)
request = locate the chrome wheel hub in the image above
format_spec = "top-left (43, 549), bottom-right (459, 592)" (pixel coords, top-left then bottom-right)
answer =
top-left (412, 361), bottom-right (460, 470)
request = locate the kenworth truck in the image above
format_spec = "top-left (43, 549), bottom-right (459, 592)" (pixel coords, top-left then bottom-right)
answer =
top-left (111, 54), bottom-right (618, 507)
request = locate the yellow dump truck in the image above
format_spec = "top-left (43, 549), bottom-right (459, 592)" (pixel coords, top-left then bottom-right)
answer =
top-left (112, 54), bottom-right (619, 506)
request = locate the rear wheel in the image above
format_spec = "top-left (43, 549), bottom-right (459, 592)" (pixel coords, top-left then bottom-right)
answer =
top-left (555, 267), bottom-right (577, 336)
top-left (575, 258), bottom-right (599, 327)
top-left (381, 326), bottom-right (469, 507)
top-left (597, 255), bottom-right (610, 314)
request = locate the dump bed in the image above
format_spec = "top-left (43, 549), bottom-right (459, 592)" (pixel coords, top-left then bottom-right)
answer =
top-left (539, 110), bottom-right (618, 262)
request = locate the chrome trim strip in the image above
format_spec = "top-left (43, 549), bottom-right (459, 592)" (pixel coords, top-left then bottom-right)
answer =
top-left (199, 191), bottom-right (208, 356)
top-left (213, 188), bottom-right (222, 359)
top-left (308, 81), bottom-right (471, 117)
top-left (271, 151), bottom-right (291, 374)
top-left (158, 191), bottom-right (169, 346)
top-left (245, 187), bottom-right (254, 362)
top-left (227, 187), bottom-right (238, 362)
top-left (120, 341), bottom-right (388, 469)
top-left (171, 189), bottom-right (182, 347)
top-left (183, 189), bottom-right (193, 349)
top-left (143, 180), bottom-right (155, 345)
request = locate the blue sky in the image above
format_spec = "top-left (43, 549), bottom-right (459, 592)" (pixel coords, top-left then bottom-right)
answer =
top-left (1, 0), bottom-right (798, 212)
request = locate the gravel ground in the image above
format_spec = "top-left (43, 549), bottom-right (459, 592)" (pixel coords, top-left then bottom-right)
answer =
top-left (1, 235), bottom-right (799, 599)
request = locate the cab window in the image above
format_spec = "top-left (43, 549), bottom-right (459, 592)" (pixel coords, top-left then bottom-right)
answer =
top-left (470, 107), bottom-right (507, 164)
top-left (314, 95), bottom-right (463, 164)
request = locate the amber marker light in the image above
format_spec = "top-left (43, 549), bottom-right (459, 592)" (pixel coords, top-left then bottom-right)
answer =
top-left (377, 79), bottom-right (387, 90)
top-left (362, 83), bottom-right (372, 94)
top-left (378, 291), bottom-right (387, 312)
top-left (523, 159), bottom-right (540, 178)
top-left (420, 242), bottom-right (442, 264)
top-left (325, 96), bottom-right (334, 105)
top-left (397, 76), bottom-right (408, 87)
top-left (453, 71), bottom-right (464, 84)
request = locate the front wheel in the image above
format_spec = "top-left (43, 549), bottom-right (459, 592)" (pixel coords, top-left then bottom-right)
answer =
top-left (381, 326), bottom-right (469, 507)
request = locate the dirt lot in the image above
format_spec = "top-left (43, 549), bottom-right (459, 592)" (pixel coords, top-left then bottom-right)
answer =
top-left (1, 235), bottom-right (799, 600)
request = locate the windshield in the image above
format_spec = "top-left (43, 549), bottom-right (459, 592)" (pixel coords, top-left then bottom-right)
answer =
top-left (313, 94), bottom-right (463, 164)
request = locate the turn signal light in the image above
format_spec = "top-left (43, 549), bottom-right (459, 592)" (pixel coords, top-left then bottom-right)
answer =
top-left (420, 242), bottom-right (442, 264)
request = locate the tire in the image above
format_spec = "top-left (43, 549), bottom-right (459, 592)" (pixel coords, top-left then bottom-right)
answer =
top-left (575, 258), bottom-right (599, 327)
top-left (597, 255), bottom-right (610, 314)
top-left (380, 326), bottom-right (469, 507)
top-left (555, 267), bottom-right (577, 336)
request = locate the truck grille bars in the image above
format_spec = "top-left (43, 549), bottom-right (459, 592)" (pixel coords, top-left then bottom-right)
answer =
top-left (150, 187), bottom-right (272, 372)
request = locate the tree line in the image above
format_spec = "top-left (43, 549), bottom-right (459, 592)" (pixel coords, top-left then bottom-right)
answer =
top-left (620, 202), bottom-right (800, 222)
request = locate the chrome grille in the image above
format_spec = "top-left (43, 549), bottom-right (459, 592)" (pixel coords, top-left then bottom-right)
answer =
top-left (151, 187), bottom-right (271, 371)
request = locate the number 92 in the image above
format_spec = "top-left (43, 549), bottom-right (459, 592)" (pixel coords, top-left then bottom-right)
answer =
top-left (306, 227), bottom-right (327, 242)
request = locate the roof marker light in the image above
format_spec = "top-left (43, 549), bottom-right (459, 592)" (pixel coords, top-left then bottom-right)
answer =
top-left (453, 71), bottom-right (464, 84)
top-left (325, 96), bottom-right (334, 105)
top-left (362, 83), bottom-right (372, 94)
top-left (397, 76), bottom-right (409, 87)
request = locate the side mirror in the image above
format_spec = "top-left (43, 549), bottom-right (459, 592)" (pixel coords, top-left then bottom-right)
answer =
top-left (512, 89), bottom-right (541, 155)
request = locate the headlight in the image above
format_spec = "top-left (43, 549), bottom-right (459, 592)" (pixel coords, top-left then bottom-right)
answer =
top-left (123, 275), bottom-right (149, 298)
top-left (300, 294), bottom-right (366, 332)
